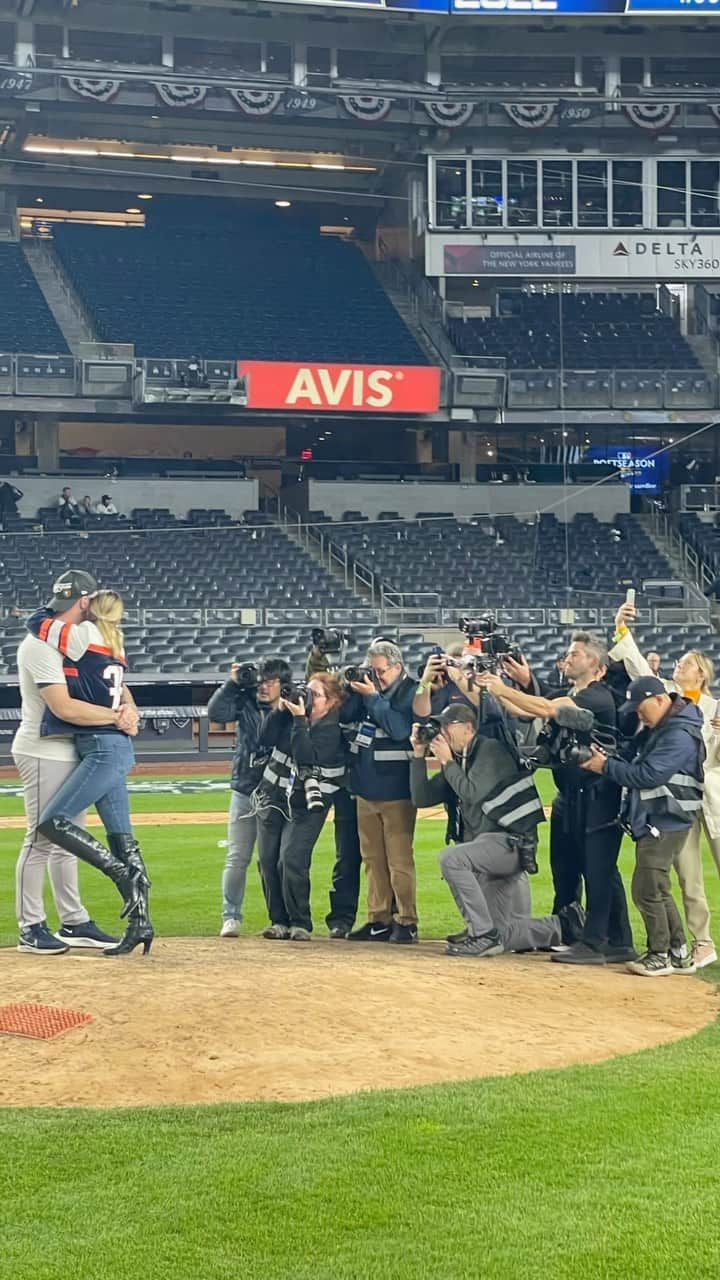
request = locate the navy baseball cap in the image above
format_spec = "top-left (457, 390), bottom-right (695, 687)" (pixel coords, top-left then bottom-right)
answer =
top-left (47, 569), bottom-right (98, 613)
top-left (623, 676), bottom-right (666, 713)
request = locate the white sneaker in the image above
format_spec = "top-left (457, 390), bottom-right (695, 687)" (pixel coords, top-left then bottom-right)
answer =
top-left (289, 926), bottom-right (312, 942)
top-left (220, 919), bottom-right (240, 938)
top-left (692, 941), bottom-right (717, 969)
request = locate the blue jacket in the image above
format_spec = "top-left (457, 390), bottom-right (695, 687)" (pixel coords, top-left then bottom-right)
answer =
top-left (341, 673), bottom-right (415, 802)
top-left (605, 696), bottom-right (705, 838)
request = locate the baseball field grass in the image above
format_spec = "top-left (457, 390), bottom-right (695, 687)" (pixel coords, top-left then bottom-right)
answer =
top-left (1, 775), bottom-right (720, 1280)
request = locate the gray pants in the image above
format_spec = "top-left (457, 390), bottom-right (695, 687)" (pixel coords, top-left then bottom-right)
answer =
top-left (439, 832), bottom-right (561, 952)
top-left (221, 790), bottom-right (257, 922)
top-left (14, 753), bottom-right (89, 931)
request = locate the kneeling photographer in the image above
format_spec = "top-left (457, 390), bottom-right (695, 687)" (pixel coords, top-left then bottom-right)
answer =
top-left (256, 673), bottom-right (347, 942)
top-left (410, 704), bottom-right (583, 957)
top-left (207, 656), bottom-right (291, 938)
top-left (478, 632), bottom-right (634, 967)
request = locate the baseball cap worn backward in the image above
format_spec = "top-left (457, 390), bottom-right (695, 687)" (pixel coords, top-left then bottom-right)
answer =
top-left (624, 675), bottom-right (666, 712)
top-left (47, 569), bottom-right (98, 613)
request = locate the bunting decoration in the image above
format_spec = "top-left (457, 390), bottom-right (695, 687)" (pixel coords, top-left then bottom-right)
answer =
top-left (65, 76), bottom-right (121, 103)
top-left (340, 95), bottom-right (394, 123)
top-left (228, 88), bottom-right (282, 116)
top-left (422, 101), bottom-right (474, 128)
top-left (502, 103), bottom-right (555, 129)
top-left (623, 103), bottom-right (677, 132)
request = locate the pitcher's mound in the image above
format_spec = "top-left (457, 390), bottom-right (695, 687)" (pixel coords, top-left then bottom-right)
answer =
top-left (0, 937), bottom-right (715, 1108)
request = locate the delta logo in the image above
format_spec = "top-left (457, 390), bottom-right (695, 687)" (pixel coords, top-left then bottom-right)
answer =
top-left (613, 242), bottom-right (629, 257)
top-left (237, 360), bottom-right (441, 413)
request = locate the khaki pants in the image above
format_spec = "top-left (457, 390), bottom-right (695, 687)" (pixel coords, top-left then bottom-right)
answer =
top-left (356, 796), bottom-right (417, 925)
top-left (674, 813), bottom-right (720, 945)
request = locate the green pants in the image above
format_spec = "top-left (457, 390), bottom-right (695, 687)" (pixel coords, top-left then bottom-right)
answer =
top-left (632, 830), bottom-right (689, 955)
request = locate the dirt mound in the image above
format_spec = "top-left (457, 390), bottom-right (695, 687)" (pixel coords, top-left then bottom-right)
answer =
top-left (0, 938), bottom-right (715, 1108)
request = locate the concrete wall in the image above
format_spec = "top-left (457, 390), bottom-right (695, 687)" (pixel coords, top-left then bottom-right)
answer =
top-left (15, 477), bottom-right (258, 520)
top-left (308, 481), bottom-right (630, 524)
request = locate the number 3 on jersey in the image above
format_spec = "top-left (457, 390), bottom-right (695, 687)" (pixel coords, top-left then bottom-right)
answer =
top-left (103, 663), bottom-right (125, 710)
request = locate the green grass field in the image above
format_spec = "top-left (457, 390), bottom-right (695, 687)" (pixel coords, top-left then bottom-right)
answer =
top-left (2, 773), bottom-right (720, 1279)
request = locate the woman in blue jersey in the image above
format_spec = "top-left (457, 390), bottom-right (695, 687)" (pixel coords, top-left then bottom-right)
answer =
top-left (30, 591), bottom-right (153, 956)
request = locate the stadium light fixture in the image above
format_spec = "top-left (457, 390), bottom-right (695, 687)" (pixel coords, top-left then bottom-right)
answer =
top-left (275, 200), bottom-right (291, 208)
top-left (137, 194), bottom-right (153, 200)
top-left (125, 207), bottom-right (141, 214)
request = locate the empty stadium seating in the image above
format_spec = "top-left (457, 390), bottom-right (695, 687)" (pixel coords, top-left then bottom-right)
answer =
top-left (51, 205), bottom-right (426, 364)
top-left (0, 508), bottom-right (713, 680)
top-left (0, 244), bottom-right (69, 354)
top-left (334, 511), bottom-right (673, 609)
top-left (449, 292), bottom-right (700, 370)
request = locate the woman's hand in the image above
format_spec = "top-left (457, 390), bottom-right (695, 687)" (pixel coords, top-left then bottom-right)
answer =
top-left (614, 601), bottom-right (636, 631)
top-left (475, 672), bottom-right (506, 700)
top-left (280, 696), bottom-right (306, 718)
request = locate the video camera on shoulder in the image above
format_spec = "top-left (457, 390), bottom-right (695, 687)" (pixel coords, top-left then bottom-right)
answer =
top-left (311, 627), bottom-right (351, 656)
top-left (526, 704), bottom-right (617, 770)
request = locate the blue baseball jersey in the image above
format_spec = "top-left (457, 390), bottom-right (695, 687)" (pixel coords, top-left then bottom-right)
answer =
top-left (26, 607), bottom-right (127, 737)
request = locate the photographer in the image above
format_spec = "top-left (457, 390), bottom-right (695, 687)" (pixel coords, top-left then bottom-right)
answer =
top-left (207, 656), bottom-right (291, 937)
top-left (610, 601), bottom-right (720, 969)
top-left (256, 673), bottom-right (347, 941)
top-left (581, 676), bottom-right (703, 977)
top-left (341, 639), bottom-right (418, 944)
top-left (478, 632), bottom-right (634, 967)
top-left (410, 705), bottom-right (583, 957)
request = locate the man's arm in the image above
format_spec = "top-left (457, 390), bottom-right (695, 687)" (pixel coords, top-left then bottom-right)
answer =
top-left (364, 691), bottom-right (413, 740)
top-left (409, 757), bottom-right (447, 809)
top-left (601, 734), bottom-right (696, 790)
top-left (477, 673), bottom-right (571, 720)
top-left (207, 679), bottom-right (242, 723)
top-left (41, 684), bottom-right (120, 727)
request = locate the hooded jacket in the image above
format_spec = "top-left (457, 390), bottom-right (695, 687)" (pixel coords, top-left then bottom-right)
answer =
top-left (604, 695), bottom-right (705, 839)
top-left (410, 730), bottom-right (545, 843)
top-left (259, 706), bottom-right (346, 812)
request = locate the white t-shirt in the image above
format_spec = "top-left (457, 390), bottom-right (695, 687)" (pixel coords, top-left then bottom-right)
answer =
top-left (11, 634), bottom-right (77, 762)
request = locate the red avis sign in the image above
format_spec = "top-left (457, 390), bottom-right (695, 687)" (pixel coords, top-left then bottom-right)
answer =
top-left (237, 361), bottom-right (441, 413)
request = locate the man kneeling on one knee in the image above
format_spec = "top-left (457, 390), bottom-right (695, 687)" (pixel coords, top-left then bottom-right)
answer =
top-left (410, 704), bottom-right (585, 958)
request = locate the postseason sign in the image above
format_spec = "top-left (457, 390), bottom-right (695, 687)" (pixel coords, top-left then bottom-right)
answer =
top-left (260, 0), bottom-right (720, 10)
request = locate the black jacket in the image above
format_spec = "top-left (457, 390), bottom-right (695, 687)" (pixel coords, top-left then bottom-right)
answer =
top-left (207, 680), bottom-right (271, 795)
top-left (260, 707), bottom-right (346, 811)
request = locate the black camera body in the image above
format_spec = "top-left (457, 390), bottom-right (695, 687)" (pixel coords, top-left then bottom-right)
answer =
top-left (527, 723), bottom-right (616, 771)
top-left (234, 661), bottom-right (260, 690)
top-left (415, 718), bottom-right (443, 746)
top-left (344, 664), bottom-right (374, 685)
top-left (281, 681), bottom-right (312, 710)
top-left (312, 627), bottom-right (350, 656)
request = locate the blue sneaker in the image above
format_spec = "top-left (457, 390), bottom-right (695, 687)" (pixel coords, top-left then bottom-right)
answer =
top-left (56, 919), bottom-right (119, 949)
top-left (18, 921), bottom-right (69, 955)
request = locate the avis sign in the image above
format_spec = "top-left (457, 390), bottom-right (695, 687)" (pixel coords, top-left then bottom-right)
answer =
top-left (237, 361), bottom-right (441, 413)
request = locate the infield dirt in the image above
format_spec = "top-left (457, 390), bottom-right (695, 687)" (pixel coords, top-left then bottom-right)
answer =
top-left (0, 937), bottom-right (715, 1108)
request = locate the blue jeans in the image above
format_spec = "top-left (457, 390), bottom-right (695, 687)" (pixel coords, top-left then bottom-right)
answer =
top-left (39, 732), bottom-right (135, 836)
top-left (221, 790), bottom-right (257, 921)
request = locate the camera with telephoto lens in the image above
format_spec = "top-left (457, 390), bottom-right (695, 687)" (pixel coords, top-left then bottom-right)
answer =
top-left (458, 615), bottom-right (522, 663)
top-left (300, 768), bottom-right (325, 812)
top-left (311, 627), bottom-right (350, 656)
top-left (344, 664), bottom-right (374, 685)
top-left (415, 718), bottom-right (443, 746)
top-left (233, 661), bottom-right (260, 689)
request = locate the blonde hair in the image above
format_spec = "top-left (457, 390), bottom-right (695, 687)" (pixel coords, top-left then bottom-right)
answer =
top-left (687, 650), bottom-right (715, 692)
top-left (91, 590), bottom-right (125, 659)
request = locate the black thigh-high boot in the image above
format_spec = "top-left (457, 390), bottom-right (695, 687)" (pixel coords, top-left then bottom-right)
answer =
top-left (37, 816), bottom-right (148, 918)
top-left (103, 834), bottom-right (154, 957)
